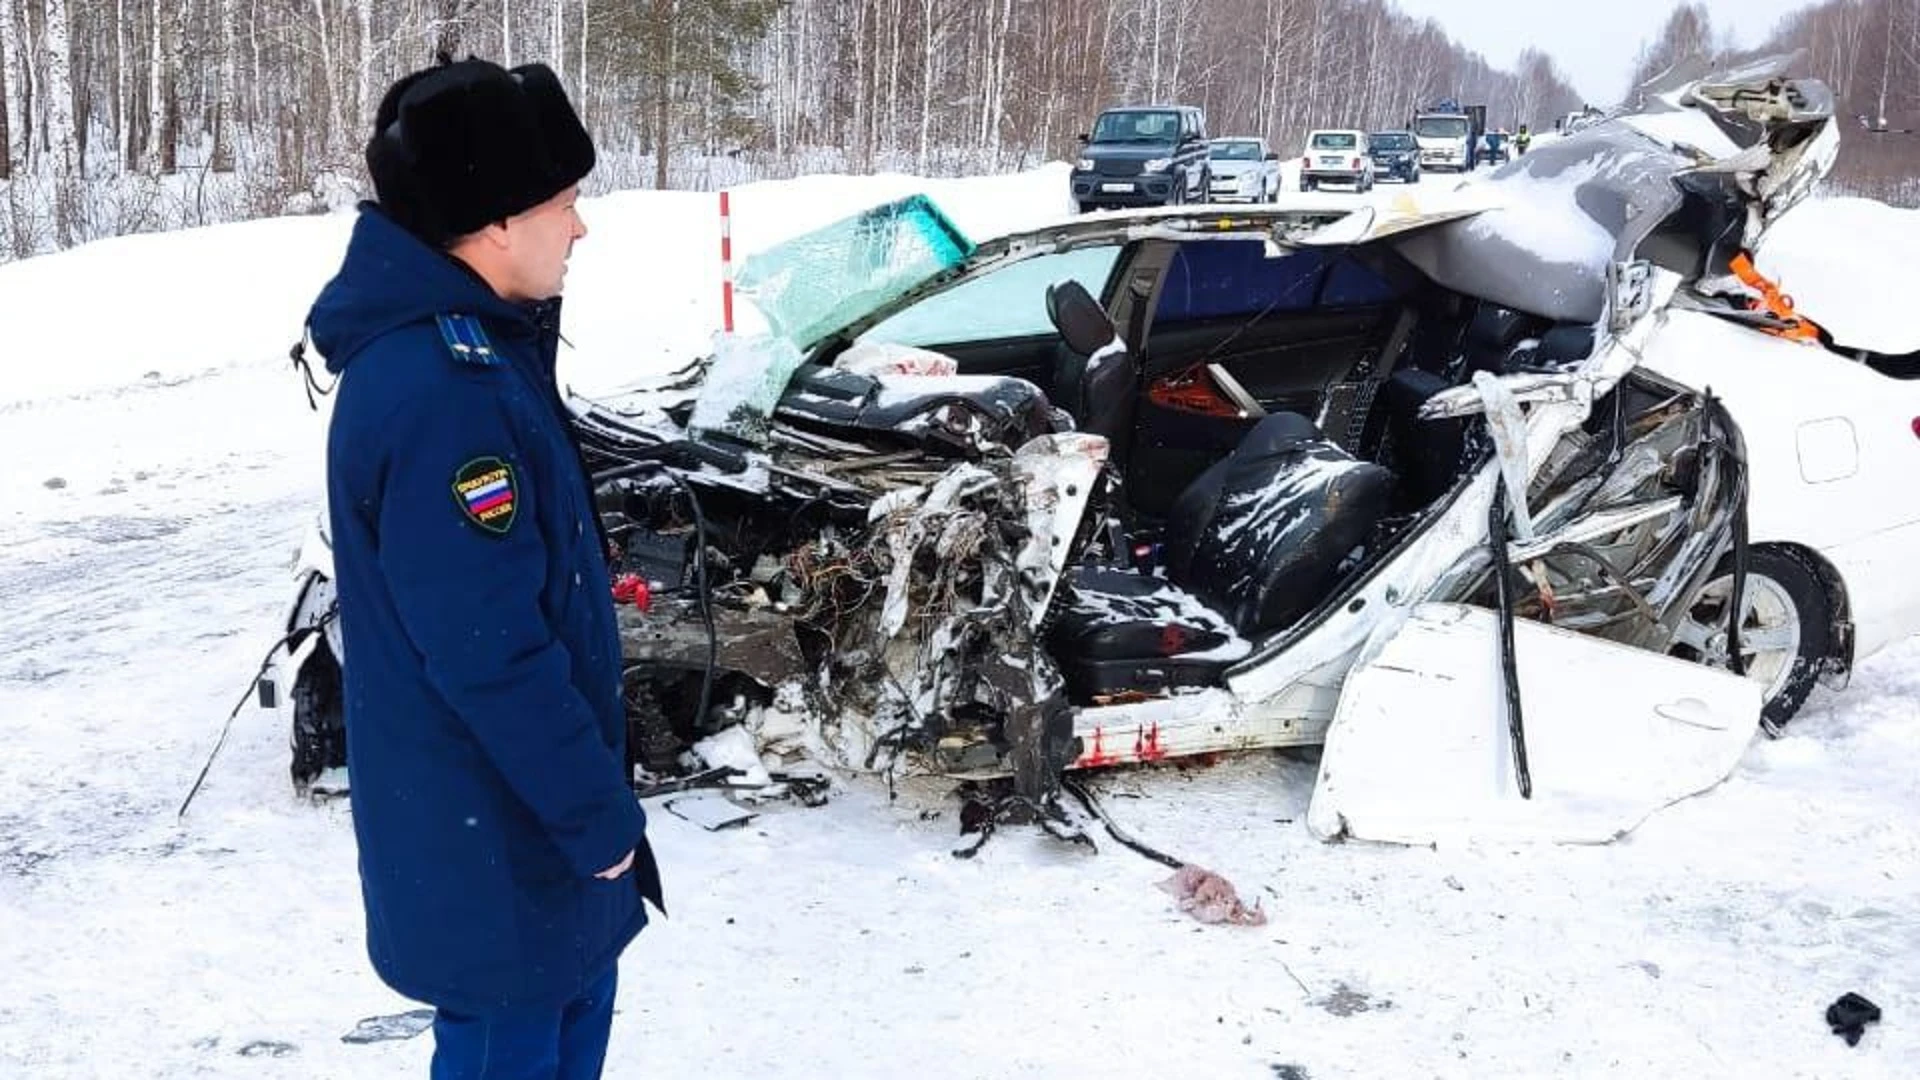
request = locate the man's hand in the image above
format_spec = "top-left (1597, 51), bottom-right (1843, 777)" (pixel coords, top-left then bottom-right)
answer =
top-left (594, 849), bottom-right (635, 880)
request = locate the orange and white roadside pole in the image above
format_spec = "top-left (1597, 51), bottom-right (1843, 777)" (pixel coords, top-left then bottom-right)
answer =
top-left (718, 189), bottom-right (735, 334)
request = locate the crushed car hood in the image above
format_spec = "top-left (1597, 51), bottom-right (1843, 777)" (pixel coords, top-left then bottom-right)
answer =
top-left (1393, 53), bottom-right (1837, 325)
top-left (1391, 127), bottom-right (1688, 323)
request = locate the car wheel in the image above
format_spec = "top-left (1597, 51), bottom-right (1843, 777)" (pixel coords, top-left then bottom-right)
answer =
top-left (624, 670), bottom-right (681, 776)
top-left (1670, 547), bottom-right (1835, 726)
top-left (290, 641), bottom-right (348, 796)
top-left (1078, 201), bottom-right (1095, 214)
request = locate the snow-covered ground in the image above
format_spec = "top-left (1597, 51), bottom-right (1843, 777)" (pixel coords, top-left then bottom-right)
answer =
top-left (2, 164), bottom-right (1916, 1079)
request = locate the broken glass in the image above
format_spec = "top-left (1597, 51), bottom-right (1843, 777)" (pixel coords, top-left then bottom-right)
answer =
top-left (733, 193), bottom-right (975, 349)
top-left (689, 194), bottom-right (976, 445)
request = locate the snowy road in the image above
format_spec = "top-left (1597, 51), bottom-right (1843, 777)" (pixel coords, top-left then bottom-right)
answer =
top-left (2, 166), bottom-right (1916, 1078)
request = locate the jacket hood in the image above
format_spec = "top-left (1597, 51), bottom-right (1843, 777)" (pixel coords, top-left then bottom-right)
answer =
top-left (307, 204), bottom-right (526, 374)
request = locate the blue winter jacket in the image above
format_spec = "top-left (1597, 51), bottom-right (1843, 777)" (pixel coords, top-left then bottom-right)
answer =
top-left (308, 205), bottom-right (660, 1015)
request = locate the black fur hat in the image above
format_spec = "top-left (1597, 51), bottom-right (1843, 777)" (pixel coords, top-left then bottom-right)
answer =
top-left (365, 57), bottom-right (595, 246)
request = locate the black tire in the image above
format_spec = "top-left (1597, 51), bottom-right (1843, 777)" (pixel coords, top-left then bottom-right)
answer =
top-left (290, 643), bottom-right (347, 796)
top-left (1671, 547), bottom-right (1835, 726)
top-left (1077, 201), bottom-right (1095, 214)
top-left (623, 671), bottom-right (680, 778)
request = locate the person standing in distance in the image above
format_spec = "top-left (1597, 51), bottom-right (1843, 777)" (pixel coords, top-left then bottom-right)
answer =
top-left (303, 55), bottom-right (663, 1080)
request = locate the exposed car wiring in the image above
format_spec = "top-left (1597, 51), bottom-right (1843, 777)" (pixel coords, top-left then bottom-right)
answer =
top-left (593, 456), bottom-right (719, 752)
top-left (180, 620), bottom-right (331, 819)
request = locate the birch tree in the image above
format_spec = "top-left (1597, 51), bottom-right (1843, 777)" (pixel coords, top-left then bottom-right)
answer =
top-left (0, 0), bottom-right (14, 179)
top-left (212, 0), bottom-right (236, 170)
top-left (355, 0), bottom-right (373, 134)
top-left (44, 0), bottom-right (79, 243)
top-left (143, 0), bottom-right (163, 169)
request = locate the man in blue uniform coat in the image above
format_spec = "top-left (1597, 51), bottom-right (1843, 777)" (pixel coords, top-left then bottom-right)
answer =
top-left (305, 55), bottom-right (663, 1080)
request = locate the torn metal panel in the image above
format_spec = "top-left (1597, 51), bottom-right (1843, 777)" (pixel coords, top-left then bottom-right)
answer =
top-left (1307, 602), bottom-right (1761, 845)
top-left (1391, 61), bottom-right (1834, 325)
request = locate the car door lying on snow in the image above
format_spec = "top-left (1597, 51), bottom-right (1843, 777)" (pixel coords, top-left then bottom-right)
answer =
top-left (1306, 603), bottom-right (1762, 845)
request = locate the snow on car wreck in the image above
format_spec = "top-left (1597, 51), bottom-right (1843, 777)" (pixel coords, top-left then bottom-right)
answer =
top-left (264, 58), bottom-right (1876, 846)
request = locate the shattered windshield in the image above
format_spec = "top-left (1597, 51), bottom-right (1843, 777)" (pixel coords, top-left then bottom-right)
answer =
top-left (732, 194), bottom-right (974, 349)
top-left (691, 194), bottom-right (975, 445)
top-left (1415, 116), bottom-right (1471, 139)
top-left (1093, 110), bottom-right (1181, 144)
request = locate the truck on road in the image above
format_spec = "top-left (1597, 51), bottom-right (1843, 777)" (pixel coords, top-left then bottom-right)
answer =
top-left (1412, 100), bottom-right (1486, 171)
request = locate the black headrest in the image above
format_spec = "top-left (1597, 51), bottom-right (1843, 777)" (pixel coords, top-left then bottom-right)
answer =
top-left (1045, 280), bottom-right (1118, 358)
top-left (1536, 323), bottom-right (1596, 363)
top-left (1465, 304), bottom-right (1534, 348)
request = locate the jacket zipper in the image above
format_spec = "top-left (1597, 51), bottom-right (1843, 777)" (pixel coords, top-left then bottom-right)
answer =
top-left (522, 300), bottom-right (620, 570)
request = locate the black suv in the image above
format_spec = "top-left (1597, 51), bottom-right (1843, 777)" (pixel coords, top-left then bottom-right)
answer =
top-left (1367, 130), bottom-right (1421, 183)
top-left (1070, 106), bottom-right (1211, 212)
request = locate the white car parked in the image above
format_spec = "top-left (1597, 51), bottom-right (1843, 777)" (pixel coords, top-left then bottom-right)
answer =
top-left (1206, 137), bottom-right (1281, 202)
top-left (1299, 129), bottom-right (1374, 191)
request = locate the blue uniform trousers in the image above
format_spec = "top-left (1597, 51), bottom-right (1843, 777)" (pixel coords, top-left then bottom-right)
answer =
top-left (430, 967), bottom-right (619, 1080)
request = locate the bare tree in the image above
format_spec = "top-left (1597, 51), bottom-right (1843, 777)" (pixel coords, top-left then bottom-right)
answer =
top-left (44, 0), bottom-right (78, 242)
top-left (0, 0), bottom-right (14, 180)
top-left (143, 0), bottom-right (163, 169)
top-left (434, 0), bottom-right (478, 59)
top-left (355, 0), bottom-right (373, 133)
top-left (0, 0), bottom-right (1690, 261)
top-left (212, 0), bottom-right (236, 170)
top-left (1629, 3), bottom-right (1715, 97)
top-left (161, 0), bottom-right (189, 172)
top-left (1747, 0), bottom-right (1920, 200)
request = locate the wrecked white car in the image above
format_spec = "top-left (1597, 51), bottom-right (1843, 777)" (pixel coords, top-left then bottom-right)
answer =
top-left (265, 57), bottom-right (1887, 846)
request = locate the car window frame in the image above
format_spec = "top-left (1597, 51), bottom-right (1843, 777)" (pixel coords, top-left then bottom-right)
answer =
top-left (852, 243), bottom-right (1128, 350)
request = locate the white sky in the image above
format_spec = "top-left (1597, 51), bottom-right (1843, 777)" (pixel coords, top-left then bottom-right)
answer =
top-left (1387, 0), bottom-right (1813, 105)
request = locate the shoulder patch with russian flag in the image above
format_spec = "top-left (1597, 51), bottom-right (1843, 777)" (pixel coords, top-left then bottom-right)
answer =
top-left (453, 456), bottom-right (519, 535)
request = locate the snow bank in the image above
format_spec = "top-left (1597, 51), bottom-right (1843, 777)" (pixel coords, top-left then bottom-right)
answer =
top-left (0, 214), bottom-right (350, 409)
top-left (1757, 196), bottom-right (1920, 355)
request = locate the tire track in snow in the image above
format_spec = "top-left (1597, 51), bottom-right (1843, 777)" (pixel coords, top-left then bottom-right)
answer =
top-left (0, 364), bottom-right (326, 886)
